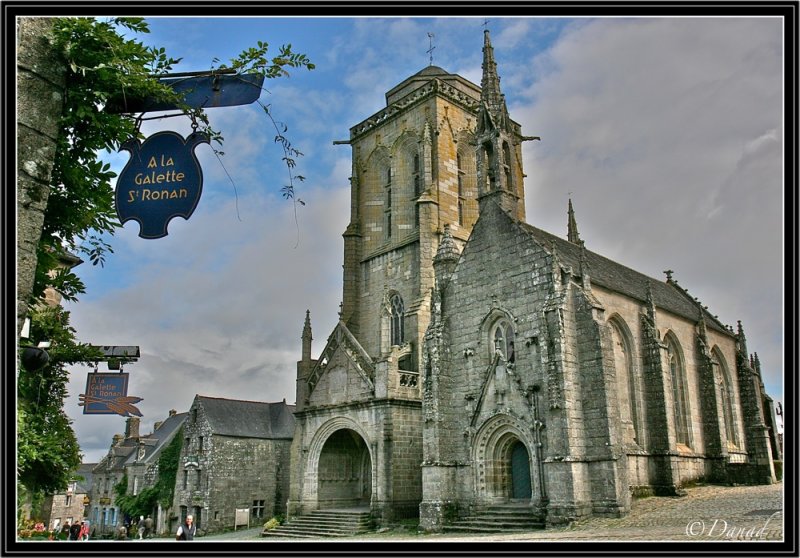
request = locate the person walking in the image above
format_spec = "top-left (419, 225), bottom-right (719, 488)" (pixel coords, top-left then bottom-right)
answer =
top-left (175, 514), bottom-right (196, 540)
top-left (137, 515), bottom-right (145, 539)
top-left (78, 521), bottom-right (89, 541)
top-left (143, 515), bottom-right (154, 539)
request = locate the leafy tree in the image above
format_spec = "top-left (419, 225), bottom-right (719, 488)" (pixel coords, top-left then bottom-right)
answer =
top-left (17, 16), bottom-right (313, 508)
top-left (36, 17), bottom-right (314, 304)
top-left (17, 305), bottom-right (100, 496)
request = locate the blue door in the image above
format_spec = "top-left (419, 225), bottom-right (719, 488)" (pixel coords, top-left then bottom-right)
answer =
top-left (510, 441), bottom-right (532, 499)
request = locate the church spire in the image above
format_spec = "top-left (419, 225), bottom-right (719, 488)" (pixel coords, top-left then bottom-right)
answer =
top-left (475, 29), bottom-right (526, 221)
top-left (567, 198), bottom-right (582, 245)
top-left (480, 29), bottom-right (504, 116)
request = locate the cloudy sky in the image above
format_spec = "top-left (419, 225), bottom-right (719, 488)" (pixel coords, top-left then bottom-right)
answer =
top-left (53, 15), bottom-right (785, 463)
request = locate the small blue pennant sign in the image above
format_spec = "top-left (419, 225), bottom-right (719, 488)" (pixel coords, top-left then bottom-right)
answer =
top-left (115, 131), bottom-right (209, 239)
top-left (79, 372), bottom-right (143, 416)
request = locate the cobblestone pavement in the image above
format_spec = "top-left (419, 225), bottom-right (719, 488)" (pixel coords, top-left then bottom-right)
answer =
top-left (200, 482), bottom-right (785, 543)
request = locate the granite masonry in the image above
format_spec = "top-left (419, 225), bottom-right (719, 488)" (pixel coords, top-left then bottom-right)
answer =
top-left (288, 30), bottom-right (780, 532)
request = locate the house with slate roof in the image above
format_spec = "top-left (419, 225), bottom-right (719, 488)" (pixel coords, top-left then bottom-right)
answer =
top-left (39, 462), bottom-right (94, 532)
top-left (289, 29), bottom-right (781, 532)
top-left (171, 395), bottom-right (295, 534)
top-left (88, 417), bottom-right (142, 536)
top-left (120, 409), bottom-right (187, 535)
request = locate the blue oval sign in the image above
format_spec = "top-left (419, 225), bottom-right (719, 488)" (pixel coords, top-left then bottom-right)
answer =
top-left (115, 131), bottom-right (209, 239)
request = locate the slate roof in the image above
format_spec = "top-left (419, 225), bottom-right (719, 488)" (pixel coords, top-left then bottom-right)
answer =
top-left (74, 463), bottom-right (96, 493)
top-left (122, 412), bottom-right (188, 466)
top-left (519, 220), bottom-right (732, 335)
top-left (196, 396), bottom-right (296, 440)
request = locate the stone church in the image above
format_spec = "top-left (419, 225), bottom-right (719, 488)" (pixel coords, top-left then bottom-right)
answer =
top-left (288, 30), bottom-right (780, 531)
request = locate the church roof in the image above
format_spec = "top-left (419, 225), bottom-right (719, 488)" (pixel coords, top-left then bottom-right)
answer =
top-left (519, 220), bottom-right (732, 335)
top-left (384, 64), bottom-right (481, 106)
top-left (196, 396), bottom-right (295, 440)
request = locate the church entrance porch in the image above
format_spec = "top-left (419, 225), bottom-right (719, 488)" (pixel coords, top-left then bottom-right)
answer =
top-left (474, 415), bottom-right (541, 507)
top-left (317, 429), bottom-right (372, 509)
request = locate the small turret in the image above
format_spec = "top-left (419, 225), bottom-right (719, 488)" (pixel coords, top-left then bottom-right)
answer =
top-left (433, 224), bottom-right (460, 288)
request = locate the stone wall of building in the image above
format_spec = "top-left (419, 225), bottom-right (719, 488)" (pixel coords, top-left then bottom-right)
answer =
top-left (172, 402), bottom-right (292, 534)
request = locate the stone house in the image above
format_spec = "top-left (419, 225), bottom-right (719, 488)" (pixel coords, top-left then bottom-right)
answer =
top-left (39, 462), bottom-right (93, 532)
top-left (171, 395), bottom-right (295, 534)
top-left (289, 30), bottom-right (779, 530)
top-left (119, 409), bottom-right (187, 535)
top-left (88, 417), bottom-right (142, 536)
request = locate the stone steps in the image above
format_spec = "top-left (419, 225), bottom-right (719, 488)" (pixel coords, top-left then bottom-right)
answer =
top-left (262, 510), bottom-right (372, 539)
top-left (443, 504), bottom-right (545, 534)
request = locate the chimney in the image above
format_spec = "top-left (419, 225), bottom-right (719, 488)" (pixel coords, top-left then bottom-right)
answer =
top-left (112, 434), bottom-right (124, 447)
top-left (153, 421), bottom-right (163, 431)
top-left (169, 409), bottom-right (177, 417)
top-left (125, 417), bottom-right (140, 439)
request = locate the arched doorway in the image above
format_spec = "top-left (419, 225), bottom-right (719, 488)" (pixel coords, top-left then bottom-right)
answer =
top-left (317, 429), bottom-right (372, 509)
top-left (474, 415), bottom-right (539, 504)
top-left (509, 441), bottom-right (532, 500)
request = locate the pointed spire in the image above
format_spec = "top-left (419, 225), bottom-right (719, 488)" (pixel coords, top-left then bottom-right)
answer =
top-left (480, 29), bottom-right (503, 115)
top-left (302, 310), bottom-right (313, 362)
top-left (736, 320), bottom-right (749, 360)
top-left (567, 198), bottom-right (582, 245)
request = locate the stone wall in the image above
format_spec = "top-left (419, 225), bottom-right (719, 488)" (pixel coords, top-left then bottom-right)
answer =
top-left (173, 403), bottom-right (291, 534)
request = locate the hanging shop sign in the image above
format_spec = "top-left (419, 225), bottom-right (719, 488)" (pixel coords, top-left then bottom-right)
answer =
top-left (79, 372), bottom-right (143, 417)
top-left (115, 131), bottom-right (209, 239)
top-left (106, 72), bottom-right (265, 113)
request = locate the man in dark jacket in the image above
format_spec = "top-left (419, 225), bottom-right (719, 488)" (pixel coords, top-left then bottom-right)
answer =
top-left (175, 515), bottom-right (196, 540)
top-left (68, 521), bottom-right (81, 541)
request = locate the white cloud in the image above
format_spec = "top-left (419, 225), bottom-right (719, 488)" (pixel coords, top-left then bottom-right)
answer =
top-left (516, 17), bottom-right (783, 403)
top-left (55, 16), bottom-right (785, 463)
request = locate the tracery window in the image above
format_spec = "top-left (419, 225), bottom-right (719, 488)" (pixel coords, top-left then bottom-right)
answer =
top-left (666, 334), bottom-right (691, 447)
top-left (491, 320), bottom-right (515, 363)
top-left (390, 294), bottom-right (405, 346)
top-left (714, 348), bottom-right (738, 448)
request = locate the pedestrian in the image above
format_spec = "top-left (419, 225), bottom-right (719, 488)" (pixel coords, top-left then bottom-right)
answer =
top-left (69, 521), bottom-right (81, 540)
top-left (137, 515), bottom-right (145, 539)
top-left (59, 521), bottom-right (71, 540)
top-left (116, 524), bottom-right (128, 540)
top-left (144, 515), bottom-right (154, 538)
top-left (78, 521), bottom-right (89, 541)
top-left (175, 514), bottom-right (196, 540)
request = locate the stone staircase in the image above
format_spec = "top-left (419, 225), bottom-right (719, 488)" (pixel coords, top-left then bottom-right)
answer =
top-left (261, 509), bottom-right (373, 539)
top-left (443, 503), bottom-right (546, 534)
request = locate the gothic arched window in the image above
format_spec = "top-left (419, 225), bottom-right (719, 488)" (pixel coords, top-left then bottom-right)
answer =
top-left (491, 320), bottom-right (515, 363)
top-left (390, 294), bottom-right (404, 346)
top-left (609, 317), bottom-right (642, 445)
top-left (666, 333), bottom-right (691, 447)
top-left (713, 348), bottom-right (738, 448)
